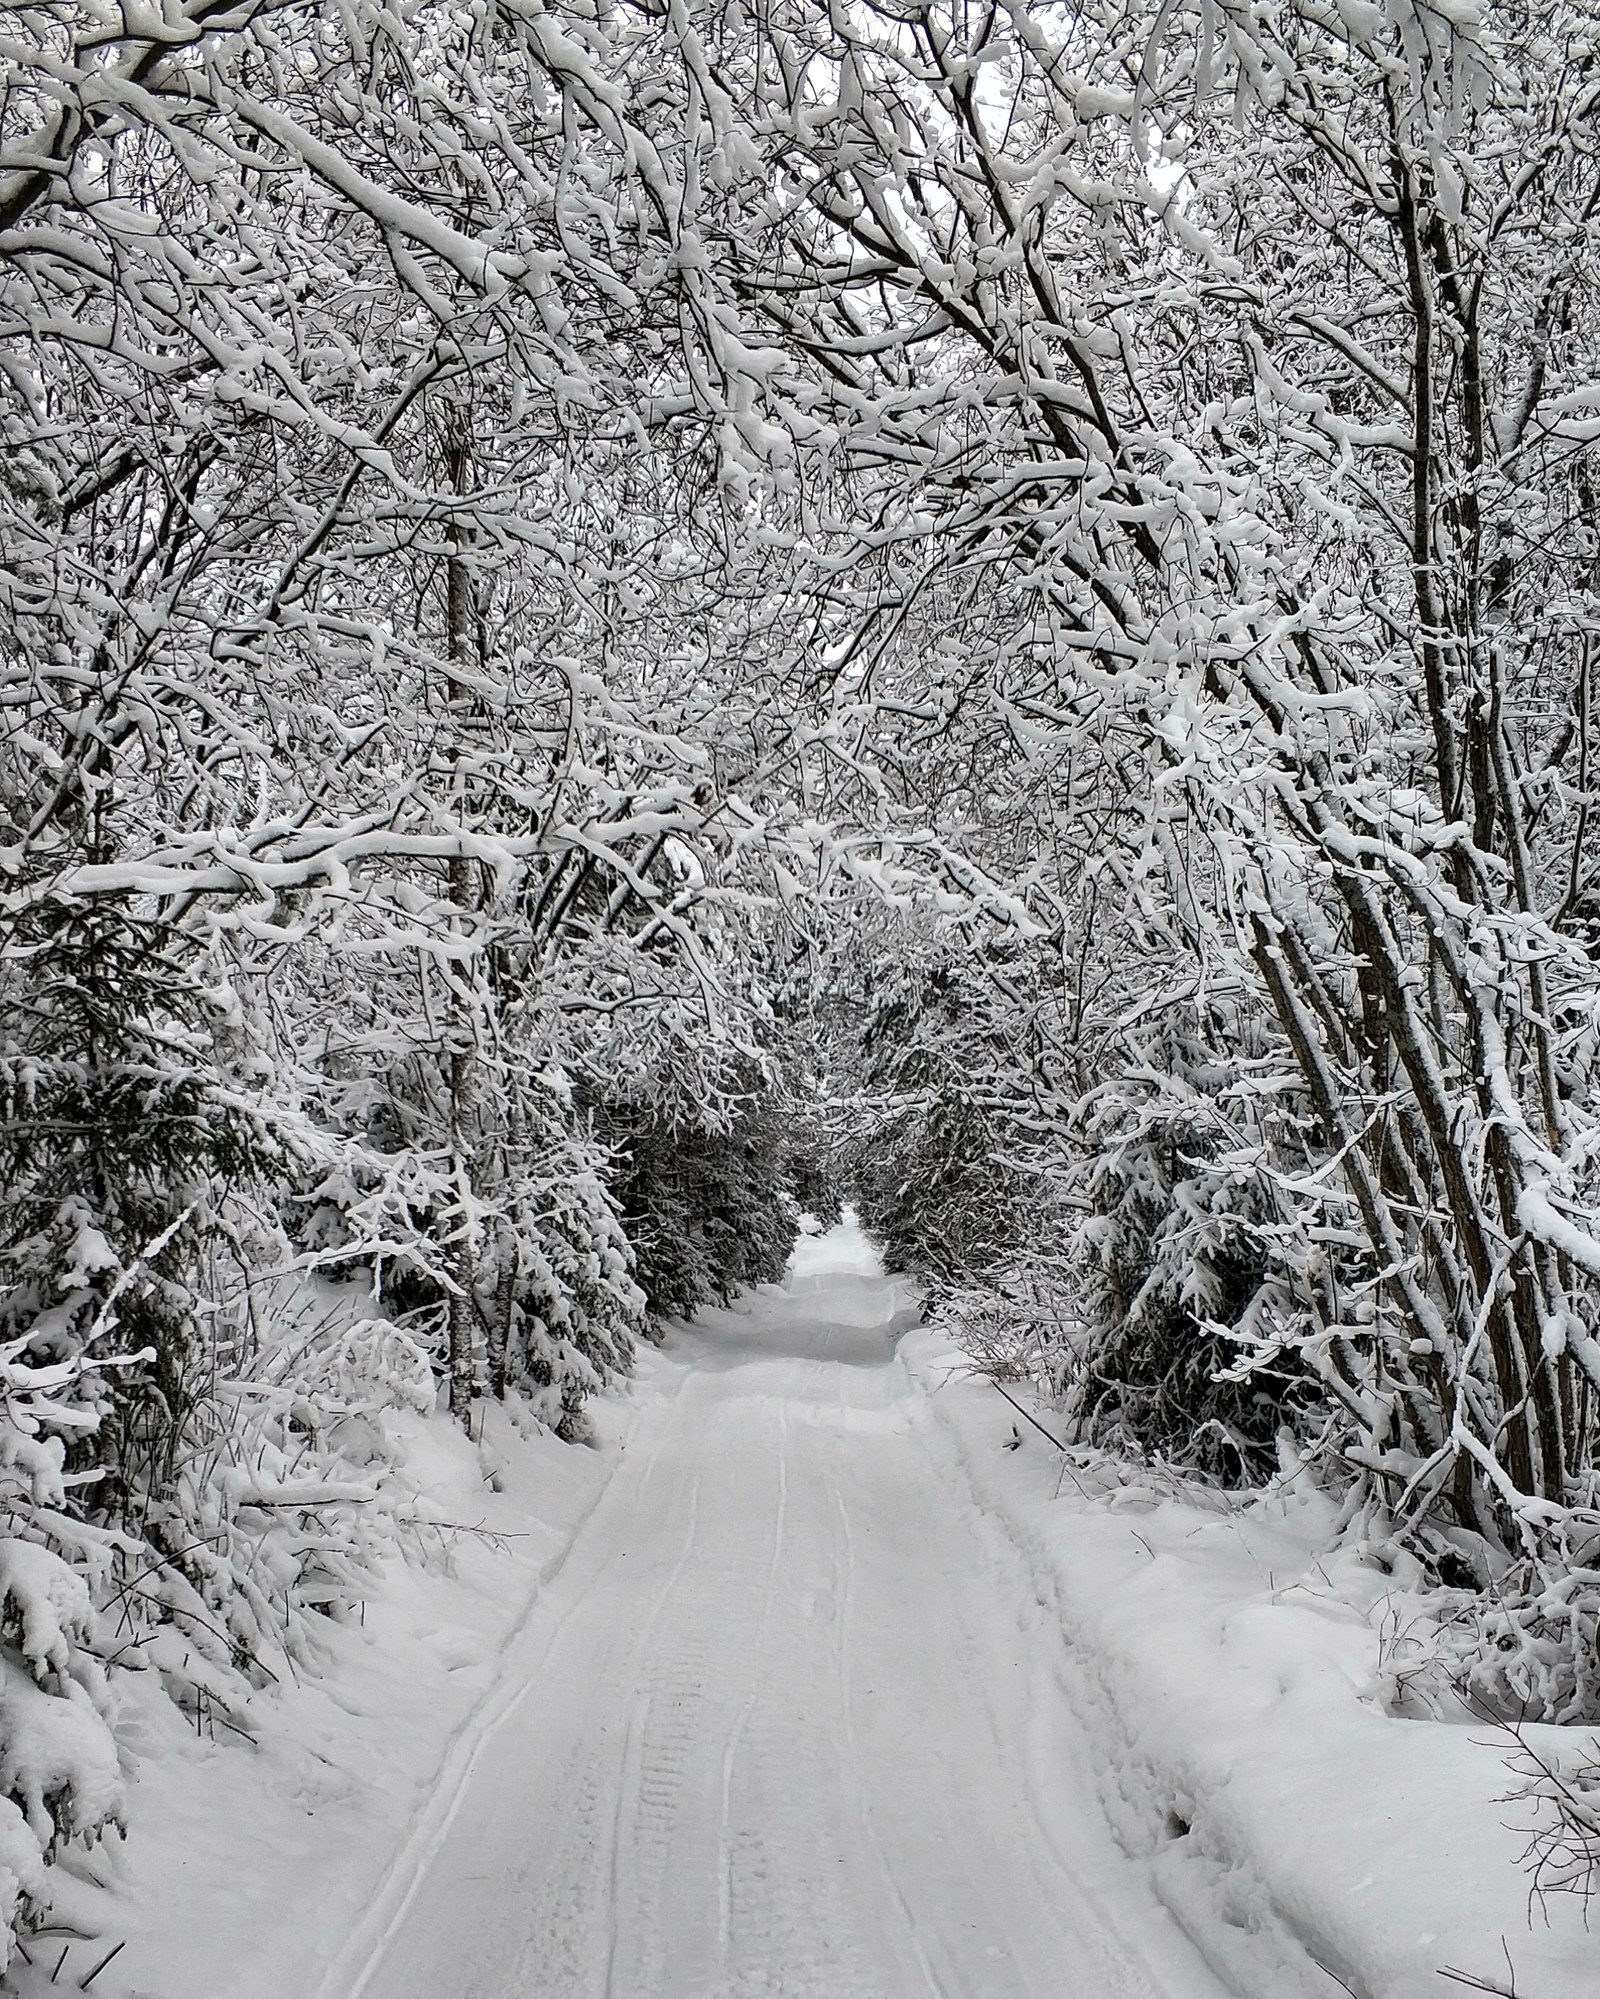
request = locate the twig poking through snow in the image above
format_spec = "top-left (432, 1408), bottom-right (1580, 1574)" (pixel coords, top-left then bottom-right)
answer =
top-left (1436, 1937), bottom-right (1530, 1995)
top-left (77, 1938), bottom-right (127, 1989)
top-left (989, 1378), bottom-right (1069, 1453)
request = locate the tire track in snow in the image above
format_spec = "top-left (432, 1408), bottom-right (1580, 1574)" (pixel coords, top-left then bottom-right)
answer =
top-left (715, 1408), bottom-right (787, 1978)
top-left (712, 1395), bottom-right (886, 1999)
top-left (311, 1367), bottom-right (690, 1999)
top-left (831, 1469), bottom-right (953, 1999)
top-left (602, 1465), bottom-right (706, 1999)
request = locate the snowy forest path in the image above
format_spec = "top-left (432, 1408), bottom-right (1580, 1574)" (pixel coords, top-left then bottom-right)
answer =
top-left (337, 1223), bottom-right (1234, 1999)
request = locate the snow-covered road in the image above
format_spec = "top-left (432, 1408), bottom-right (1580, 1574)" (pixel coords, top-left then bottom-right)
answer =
top-left (335, 1225), bottom-right (1233, 1999)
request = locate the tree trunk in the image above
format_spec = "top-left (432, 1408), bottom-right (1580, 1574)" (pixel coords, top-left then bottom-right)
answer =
top-left (445, 410), bottom-right (479, 1427)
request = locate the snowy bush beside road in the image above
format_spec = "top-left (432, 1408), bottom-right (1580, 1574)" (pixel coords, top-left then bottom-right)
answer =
top-left (0, 1336), bottom-right (130, 1970)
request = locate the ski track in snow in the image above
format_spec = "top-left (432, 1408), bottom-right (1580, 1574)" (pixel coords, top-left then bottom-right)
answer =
top-left (333, 1228), bottom-right (1234, 1999)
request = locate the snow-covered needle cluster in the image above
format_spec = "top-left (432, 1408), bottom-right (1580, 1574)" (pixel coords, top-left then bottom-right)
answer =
top-left (2, 0), bottom-right (1600, 1957)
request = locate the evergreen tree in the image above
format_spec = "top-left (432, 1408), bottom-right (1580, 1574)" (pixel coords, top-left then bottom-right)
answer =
top-left (0, 896), bottom-right (273, 1521)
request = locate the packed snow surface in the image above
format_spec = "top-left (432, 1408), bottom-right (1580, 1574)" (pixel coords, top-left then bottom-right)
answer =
top-left (57, 1218), bottom-right (1593, 1999)
top-left (320, 1220), bottom-right (1230, 1999)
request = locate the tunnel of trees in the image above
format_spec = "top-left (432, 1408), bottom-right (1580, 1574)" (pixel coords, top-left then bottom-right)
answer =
top-left (3, 0), bottom-right (1600, 1934)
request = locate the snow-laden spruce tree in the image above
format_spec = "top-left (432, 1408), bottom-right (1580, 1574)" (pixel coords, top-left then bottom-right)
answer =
top-left (0, 896), bottom-right (269, 1964)
top-left (0, 898), bottom-right (275, 1517)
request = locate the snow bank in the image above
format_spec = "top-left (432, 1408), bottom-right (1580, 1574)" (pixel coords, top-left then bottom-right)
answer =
top-left (903, 1327), bottom-right (1600, 1999)
top-left (10, 1383), bottom-right (641, 1999)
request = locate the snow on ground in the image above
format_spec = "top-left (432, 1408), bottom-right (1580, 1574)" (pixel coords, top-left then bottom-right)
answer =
top-left (904, 1323), bottom-right (1600, 1999)
top-left (18, 1394), bottom-right (630, 1999)
top-left (314, 1222), bottom-right (1232, 1999)
top-left (19, 1218), bottom-right (1599, 1999)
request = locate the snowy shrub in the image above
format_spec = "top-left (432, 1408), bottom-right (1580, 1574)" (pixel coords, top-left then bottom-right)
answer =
top-left (1372, 1570), bottom-right (1600, 1896)
top-left (1062, 1042), bottom-right (1323, 1486)
top-left (601, 1079), bottom-right (815, 1326)
top-left (294, 1052), bottom-right (642, 1431)
top-left (1380, 1546), bottom-right (1600, 1730)
top-left (927, 1271), bottom-right (1067, 1386)
top-left (97, 1273), bottom-right (444, 1719)
top-left (0, 1330), bottom-right (137, 1969)
top-left (1460, 1575), bottom-right (1600, 1729)
top-left (841, 951), bottom-right (1039, 1284)
top-left (1507, 1733), bottom-right (1600, 1919)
